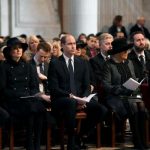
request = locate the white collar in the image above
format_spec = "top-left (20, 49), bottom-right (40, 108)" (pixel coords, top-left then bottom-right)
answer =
top-left (101, 52), bottom-right (110, 60)
top-left (33, 56), bottom-right (40, 66)
top-left (133, 48), bottom-right (145, 58)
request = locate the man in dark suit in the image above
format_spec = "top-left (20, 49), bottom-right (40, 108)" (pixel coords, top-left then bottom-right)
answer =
top-left (128, 31), bottom-right (150, 82)
top-left (90, 33), bottom-right (113, 83)
top-left (48, 34), bottom-right (107, 150)
top-left (31, 42), bottom-right (51, 94)
top-left (130, 16), bottom-right (150, 40)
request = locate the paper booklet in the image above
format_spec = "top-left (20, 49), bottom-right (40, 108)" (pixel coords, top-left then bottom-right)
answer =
top-left (123, 78), bottom-right (145, 91)
top-left (72, 93), bottom-right (97, 103)
top-left (20, 95), bottom-right (35, 99)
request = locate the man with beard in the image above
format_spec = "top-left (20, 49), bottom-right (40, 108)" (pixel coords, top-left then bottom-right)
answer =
top-left (128, 31), bottom-right (150, 82)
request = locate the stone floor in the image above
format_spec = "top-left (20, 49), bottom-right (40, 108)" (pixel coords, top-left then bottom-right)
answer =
top-left (2, 131), bottom-right (135, 150)
top-left (2, 120), bottom-right (148, 150)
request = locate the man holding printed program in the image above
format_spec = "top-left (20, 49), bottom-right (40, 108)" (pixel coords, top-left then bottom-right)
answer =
top-left (48, 34), bottom-right (107, 150)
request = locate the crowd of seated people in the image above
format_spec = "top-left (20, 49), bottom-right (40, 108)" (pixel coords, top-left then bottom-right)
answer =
top-left (0, 15), bottom-right (150, 150)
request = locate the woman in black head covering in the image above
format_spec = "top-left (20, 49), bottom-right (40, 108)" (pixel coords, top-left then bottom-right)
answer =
top-left (1, 37), bottom-right (45, 150)
top-left (102, 38), bottom-right (148, 150)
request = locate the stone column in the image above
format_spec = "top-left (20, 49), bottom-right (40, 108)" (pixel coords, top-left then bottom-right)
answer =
top-left (0, 0), bottom-right (9, 36)
top-left (63, 0), bottom-right (98, 38)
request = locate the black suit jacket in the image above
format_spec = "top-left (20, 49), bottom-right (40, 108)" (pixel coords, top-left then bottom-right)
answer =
top-left (30, 58), bottom-right (49, 94)
top-left (89, 53), bottom-right (106, 83)
top-left (30, 59), bottom-right (49, 76)
top-left (130, 24), bottom-right (150, 39)
top-left (48, 55), bottom-right (90, 99)
top-left (128, 49), bottom-right (150, 81)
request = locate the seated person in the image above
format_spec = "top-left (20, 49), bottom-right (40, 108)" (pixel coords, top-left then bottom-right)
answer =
top-left (102, 38), bottom-right (148, 150)
top-left (1, 37), bottom-right (46, 150)
top-left (48, 34), bottom-right (108, 150)
top-left (30, 42), bottom-right (51, 101)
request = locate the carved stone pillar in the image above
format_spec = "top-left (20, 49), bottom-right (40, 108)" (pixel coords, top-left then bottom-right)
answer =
top-left (63, 0), bottom-right (98, 37)
top-left (0, 0), bottom-right (9, 36)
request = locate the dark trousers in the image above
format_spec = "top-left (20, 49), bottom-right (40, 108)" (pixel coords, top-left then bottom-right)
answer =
top-left (51, 97), bottom-right (77, 136)
top-left (51, 97), bottom-right (77, 150)
top-left (26, 113), bottom-right (43, 150)
top-left (0, 106), bottom-right (9, 127)
top-left (5, 98), bottom-right (45, 150)
top-left (128, 101), bottom-right (148, 149)
top-left (51, 97), bottom-right (108, 149)
top-left (80, 99), bottom-right (108, 136)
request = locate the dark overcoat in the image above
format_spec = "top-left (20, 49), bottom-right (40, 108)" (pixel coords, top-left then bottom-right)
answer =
top-left (102, 59), bottom-right (136, 119)
top-left (1, 59), bottom-right (45, 116)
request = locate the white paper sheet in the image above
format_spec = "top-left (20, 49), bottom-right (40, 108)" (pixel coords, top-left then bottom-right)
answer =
top-left (123, 78), bottom-right (145, 91)
top-left (72, 93), bottom-right (97, 103)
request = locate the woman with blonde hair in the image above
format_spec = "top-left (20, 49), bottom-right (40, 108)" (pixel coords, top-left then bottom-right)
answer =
top-left (51, 41), bottom-right (62, 57)
top-left (25, 35), bottom-right (40, 60)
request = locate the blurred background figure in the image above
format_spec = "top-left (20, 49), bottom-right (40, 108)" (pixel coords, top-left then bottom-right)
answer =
top-left (0, 36), bottom-right (5, 44)
top-left (0, 45), bottom-right (6, 62)
top-left (145, 38), bottom-right (150, 51)
top-left (130, 16), bottom-right (150, 40)
top-left (77, 33), bottom-right (87, 43)
top-left (51, 41), bottom-right (62, 58)
top-left (86, 34), bottom-right (98, 58)
top-left (52, 37), bottom-right (61, 42)
top-left (36, 35), bottom-right (46, 42)
top-left (114, 31), bottom-right (125, 39)
top-left (109, 15), bottom-right (127, 38)
top-left (25, 35), bottom-right (40, 60)
top-left (19, 34), bottom-right (27, 43)
top-left (75, 40), bottom-right (89, 60)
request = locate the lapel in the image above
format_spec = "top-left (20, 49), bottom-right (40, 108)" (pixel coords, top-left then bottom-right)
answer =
top-left (129, 50), bottom-right (142, 66)
top-left (31, 58), bottom-right (36, 66)
top-left (43, 62), bottom-right (49, 76)
top-left (74, 57), bottom-right (80, 80)
top-left (145, 50), bottom-right (150, 61)
top-left (127, 60), bottom-right (136, 79)
top-left (98, 53), bottom-right (106, 62)
top-left (59, 55), bottom-right (70, 76)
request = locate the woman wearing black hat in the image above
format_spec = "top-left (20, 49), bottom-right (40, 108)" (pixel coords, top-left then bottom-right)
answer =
top-left (102, 38), bottom-right (148, 149)
top-left (1, 37), bottom-right (45, 150)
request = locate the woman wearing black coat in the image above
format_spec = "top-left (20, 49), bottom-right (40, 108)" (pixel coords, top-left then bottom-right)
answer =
top-left (1, 37), bottom-right (45, 150)
top-left (102, 38), bottom-right (148, 150)
top-left (108, 15), bottom-right (127, 38)
top-left (0, 62), bottom-right (9, 127)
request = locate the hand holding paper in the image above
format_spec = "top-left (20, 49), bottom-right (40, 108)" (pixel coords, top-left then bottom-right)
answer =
top-left (123, 78), bottom-right (145, 91)
top-left (71, 93), bottom-right (97, 104)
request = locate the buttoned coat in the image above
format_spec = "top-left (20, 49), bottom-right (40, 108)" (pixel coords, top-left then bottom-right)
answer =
top-left (2, 59), bottom-right (39, 99)
top-left (0, 59), bottom-right (44, 115)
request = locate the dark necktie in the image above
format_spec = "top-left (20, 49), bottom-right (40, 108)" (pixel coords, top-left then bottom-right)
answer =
top-left (105, 56), bottom-right (110, 61)
top-left (68, 59), bottom-right (76, 94)
top-left (39, 63), bottom-right (44, 74)
top-left (139, 55), bottom-right (145, 67)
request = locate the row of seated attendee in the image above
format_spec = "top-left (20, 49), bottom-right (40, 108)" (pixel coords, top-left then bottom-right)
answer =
top-left (0, 31), bottom-right (150, 150)
top-left (108, 15), bottom-right (150, 40)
